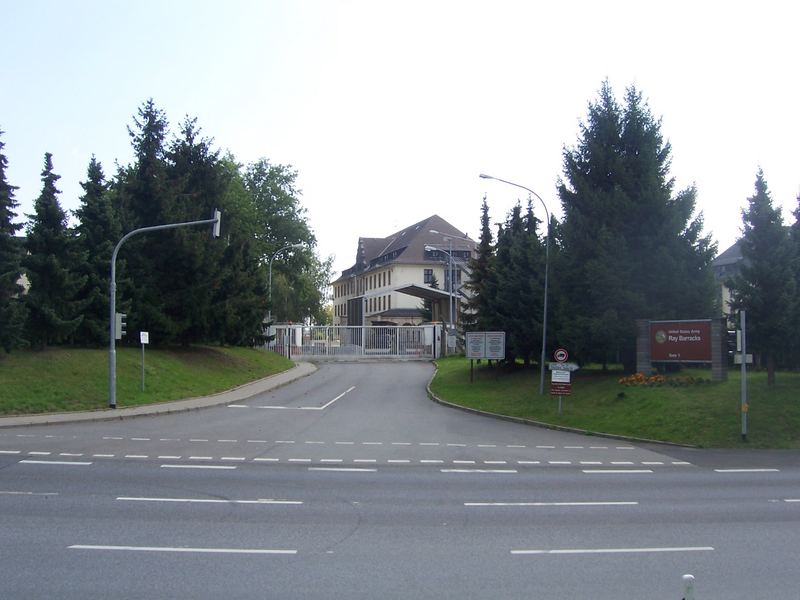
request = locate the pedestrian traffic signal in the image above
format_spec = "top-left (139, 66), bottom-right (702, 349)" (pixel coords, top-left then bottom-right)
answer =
top-left (115, 312), bottom-right (127, 340)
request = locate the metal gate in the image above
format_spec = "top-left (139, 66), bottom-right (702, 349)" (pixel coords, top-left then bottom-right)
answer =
top-left (272, 325), bottom-right (441, 361)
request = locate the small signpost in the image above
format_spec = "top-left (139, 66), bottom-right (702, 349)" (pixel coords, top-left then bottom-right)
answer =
top-left (140, 331), bottom-right (149, 392)
top-left (549, 348), bottom-right (578, 414)
top-left (465, 331), bottom-right (506, 382)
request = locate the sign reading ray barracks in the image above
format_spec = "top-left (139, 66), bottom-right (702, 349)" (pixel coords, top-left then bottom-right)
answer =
top-left (649, 320), bottom-right (712, 363)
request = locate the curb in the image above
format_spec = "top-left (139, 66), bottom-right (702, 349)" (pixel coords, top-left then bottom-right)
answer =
top-left (425, 362), bottom-right (696, 449)
top-left (0, 361), bottom-right (318, 428)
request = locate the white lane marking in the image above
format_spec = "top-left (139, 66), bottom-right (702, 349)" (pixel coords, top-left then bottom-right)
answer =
top-left (583, 469), bottom-right (653, 474)
top-left (28, 452), bottom-right (51, 455)
top-left (611, 461), bottom-right (634, 465)
top-left (130, 437), bottom-right (150, 441)
top-left (158, 456), bottom-right (181, 460)
top-left (453, 460), bottom-right (476, 464)
top-left (218, 440), bottom-right (237, 443)
top-left (362, 442), bottom-right (382, 445)
top-left (288, 459), bottom-right (312, 463)
top-left (117, 496), bottom-right (302, 505)
top-left (442, 469), bottom-right (518, 474)
top-left (228, 405), bottom-right (248, 408)
top-left (420, 442), bottom-right (440, 446)
top-left (391, 442), bottom-right (411, 446)
top-left (387, 459), bottom-right (410, 464)
top-left (305, 441), bottom-right (325, 445)
top-left (484, 461), bottom-right (508, 465)
top-left (590, 446), bottom-right (608, 449)
top-left (275, 441), bottom-right (295, 444)
top-left (93, 454), bottom-right (115, 458)
top-left (124, 455), bottom-right (148, 459)
top-left (549, 461), bottom-right (571, 465)
top-left (257, 386), bottom-right (356, 411)
top-left (189, 456), bottom-right (213, 460)
top-left (69, 545), bottom-right (296, 555)
top-left (512, 546), bottom-right (714, 555)
top-left (466, 501), bottom-right (638, 507)
top-left (103, 436), bottom-right (123, 440)
top-left (784, 499), bottom-right (800, 503)
top-left (507, 445), bottom-right (526, 448)
top-left (580, 461), bottom-right (603, 465)
top-left (247, 440), bottom-right (267, 444)
top-left (19, 460), bottom-right (92, 466)
top-left (353, 459), bottom-right (377, 463)
top-left (564, 446), bottom-right (584, 449)
top-left (319, 386), bottom-right (356, 409)
top-left (447, 443), bottom-right (466, 447)
top-left (335, 441), bottom-right (355, 445)
top-left (160, 465), bottom-right (236, 470)
top-left (0, 490), bottom-right (59, 496)
top-left (253, 458), bottom-right (279, 462)
top-left (159, 438), bottom-right (180, 442)
top-left (477, 444), bottom-right (497, 448)
top-left (642, 462), bottom-right (664, 465)
top-left (309, 467), bottom-right (377, 473)
top-left (536, 445), bottom-right (555, 449)
top-left (420, 460), bottom-right (444, 464)
top-left (189, 439), bottom-right (209, 442)
top-left (517, 461), bottom-right (541, 465)
top-left (616, 446), bottom-right (635, 450)
top-left (59, 453), bottom-right (84, 457)
top-left (0, 450), bottom-right (21, 454)
top-left (714, 468), bottom-right (780, 473)
top-left (672, 461), bottom-right (692, 465)
top-left (221, 457), bottom-right (246, 462)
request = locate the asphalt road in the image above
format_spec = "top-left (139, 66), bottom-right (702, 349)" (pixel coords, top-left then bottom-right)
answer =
top-left (1, 362), bottom-right (798, 599)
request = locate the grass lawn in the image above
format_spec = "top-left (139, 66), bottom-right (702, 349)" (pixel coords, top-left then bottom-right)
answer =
top-left (430, 356), bottom-right (800, 449)
top-left (0, 346), bottom-right (293, 415)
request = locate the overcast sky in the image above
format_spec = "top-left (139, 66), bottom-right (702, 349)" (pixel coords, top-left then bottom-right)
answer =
top-left (3, 0), bottom-right (798, 277)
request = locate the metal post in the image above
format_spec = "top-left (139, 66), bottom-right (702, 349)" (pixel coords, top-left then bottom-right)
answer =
top-left (682, 573), bottom-right (695, 600)
top-left (740, 309), bottom-right (748, 441)
top-left (141, 342), bottom-right (145, 392)
top-left (108, 212), bottom-right (221, 408)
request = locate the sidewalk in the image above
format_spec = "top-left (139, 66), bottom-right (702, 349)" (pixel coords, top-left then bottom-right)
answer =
top-left (0, 361), bottom-right (317, 428)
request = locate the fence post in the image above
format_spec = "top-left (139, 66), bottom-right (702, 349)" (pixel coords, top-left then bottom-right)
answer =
top-left (682, 574), bottom-right (695, 600)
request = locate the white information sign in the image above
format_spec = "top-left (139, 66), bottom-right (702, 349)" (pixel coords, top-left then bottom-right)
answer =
top-left (140, 331), bottom-right (149, 345)
top-left (465, 331), bottom-right (505, 360)
top-left (551, 369), bottom-right (571, 383)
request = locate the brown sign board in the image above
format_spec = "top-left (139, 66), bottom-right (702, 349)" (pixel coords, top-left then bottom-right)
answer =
top-left (650, 320), bottom-right (712, 363)
top-left (550, 382), bottom-right (572, 396)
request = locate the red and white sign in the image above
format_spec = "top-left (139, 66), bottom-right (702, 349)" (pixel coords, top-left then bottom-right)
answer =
top-left (650, 320), bottom-right (711, 363)
top-left (553, 348), bottom-right (569, 363)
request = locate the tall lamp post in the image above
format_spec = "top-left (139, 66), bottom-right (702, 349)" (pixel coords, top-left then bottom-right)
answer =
top-left (428, 229), bottom-right (474, 332)
top-left (480, 173), bottom-right (550, 396)
top-left (268, 243), bottom-right (305, 321)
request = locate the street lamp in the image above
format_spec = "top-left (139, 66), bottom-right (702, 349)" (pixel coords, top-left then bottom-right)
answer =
top-left (268, 243), bottom-right (305, 321)
top-left (480, 173), bottom-right (550, 396)
top-left (428, 229), bottom-right (473, 332)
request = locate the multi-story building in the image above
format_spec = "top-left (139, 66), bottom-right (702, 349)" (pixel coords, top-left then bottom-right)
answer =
top-left (331, 215), bottom-right (477, 327)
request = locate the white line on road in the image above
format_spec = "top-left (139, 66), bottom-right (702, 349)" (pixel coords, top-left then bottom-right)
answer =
top-left (320, 386), bottom-right (356, 409)
top-left (227, 405), bottom-right (248, 408)
top-left (466, 501), bottom-right (638, 507)
top-left (582, 469), bottom-right (653, 474)
top-left (253, 458), bottom-right (280, 462)
top-left (117, 497), bottom-right (302, 505)
top-left (511, 546), bottom-right (714, 555)
top-left (442, 469), bottom-right (518, 474)
top-left (0, 450), bottom-right (21, 454)
top-left (0, 490), bottom-right (59, 496)
top-left (308, 467), bottom-right (377, 473)
top-left (714, 468), bottom-right (780, 473)
top-left (68, 545), bottom-right (296, 555)
top-left (783, 499), bottom-right (800, 503)
top-left (160, 464), bottom-right (236, 470)
top-left (19, 460), bottom-right (92, 466)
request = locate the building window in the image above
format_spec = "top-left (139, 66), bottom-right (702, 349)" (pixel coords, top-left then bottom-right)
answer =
top-left (424, 269), bottom-right (433, 284)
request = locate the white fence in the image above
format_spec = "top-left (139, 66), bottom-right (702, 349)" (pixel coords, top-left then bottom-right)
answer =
top-left (272, 325), bottom-right (441, 360)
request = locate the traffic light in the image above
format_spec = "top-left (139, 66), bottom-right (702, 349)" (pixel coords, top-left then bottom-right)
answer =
top-left (212, 208), bottom-right (221, 239)
top-left (115, 312), bottom-right (127, 340)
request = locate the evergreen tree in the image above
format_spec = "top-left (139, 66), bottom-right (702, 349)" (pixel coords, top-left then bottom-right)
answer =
top-left (558, 82), bottom-right (717, 370)
top-left (73, 156), bottom-right (120, 345)
top-left (23, 153), bottom-right (87, 348)
top-left (0, 130), bottom-right (28, 351)
top-left (463, 196), bottom-right (496, 332)
top-left (728, 170), bottom-right (794, 384)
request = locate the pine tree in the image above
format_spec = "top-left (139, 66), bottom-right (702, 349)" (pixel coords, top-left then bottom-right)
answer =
top-left (0, 130), bottom-right (28, 351)
top-left (558, 81), bottom-right (717, 370)
top-left (23, 153), bottom-right (87, 348)
top-left (463, 196), bottom-right (496, 332)
top-left (73, 156), bottom-right (120, 345)
top-left (729, 170), bottom-right (794, 384)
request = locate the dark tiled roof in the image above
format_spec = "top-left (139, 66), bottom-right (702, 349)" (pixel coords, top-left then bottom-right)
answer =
top-left (335, 215), bottom-right (476, 282)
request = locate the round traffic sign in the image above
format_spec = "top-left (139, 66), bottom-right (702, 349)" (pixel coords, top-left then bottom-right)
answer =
top-left (554, 348), bottom-right (569, 363)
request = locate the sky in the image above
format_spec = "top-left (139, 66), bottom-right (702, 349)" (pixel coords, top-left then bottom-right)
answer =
top-left (2, 0), bottom-right (798, 280)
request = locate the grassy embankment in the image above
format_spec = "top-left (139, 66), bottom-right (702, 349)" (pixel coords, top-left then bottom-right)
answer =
top-left (430, 356), bottom-right (800, 449)
top-left (0, 346), bottom-right (293, 415)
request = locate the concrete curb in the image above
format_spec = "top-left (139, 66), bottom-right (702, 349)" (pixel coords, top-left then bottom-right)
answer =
top-left (0, 361), bottom-right (318, 428)
top-left (425, 362), bottom-right (696, 448)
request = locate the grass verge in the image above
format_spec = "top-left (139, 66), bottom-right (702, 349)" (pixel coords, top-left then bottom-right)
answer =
top-left (0, 346), bottom-right (293, 415)
top-left (430, 356), bottom-right (800, 449)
